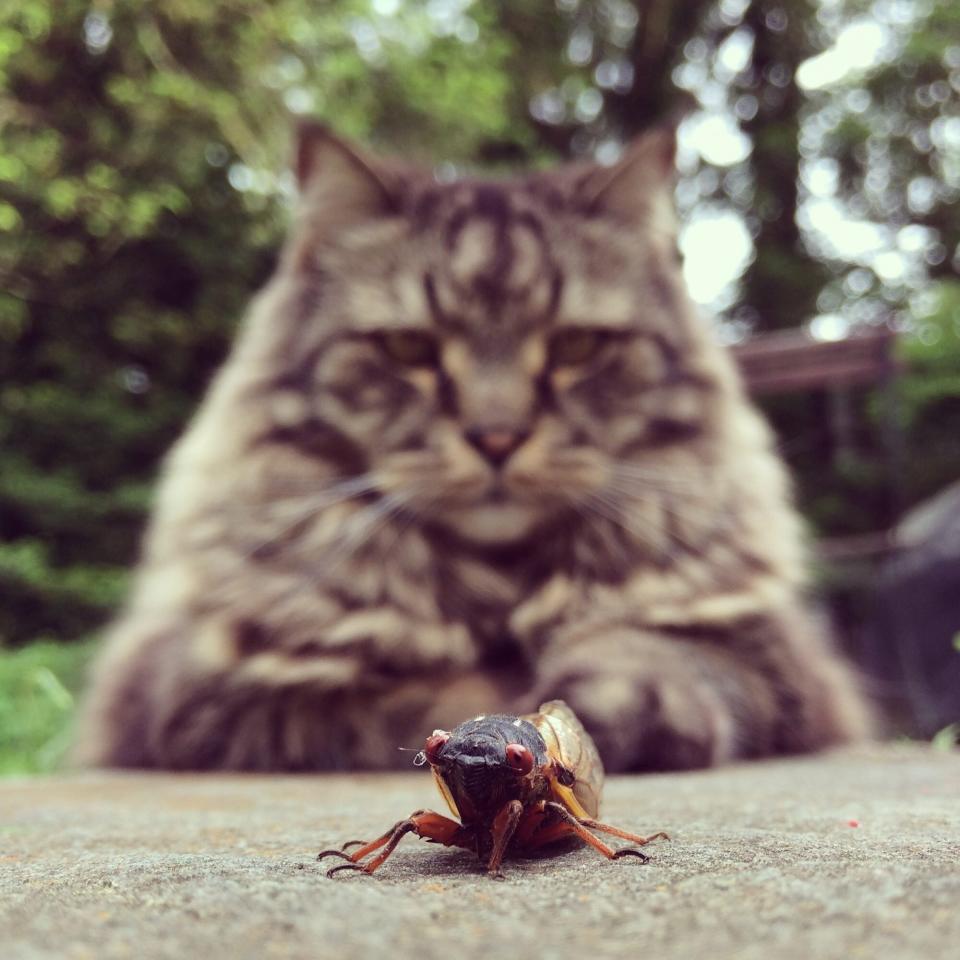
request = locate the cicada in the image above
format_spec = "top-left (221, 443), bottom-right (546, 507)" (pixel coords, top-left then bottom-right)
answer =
top-left (318, 700), bottom-right (668, 879)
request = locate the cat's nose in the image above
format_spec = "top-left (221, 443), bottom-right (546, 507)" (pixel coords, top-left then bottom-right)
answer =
top-left (464, 427), bottom-right (530, 467)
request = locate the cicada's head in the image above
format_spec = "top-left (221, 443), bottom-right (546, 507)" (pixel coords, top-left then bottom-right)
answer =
top-left (422, 714), bottom-right (551, 825)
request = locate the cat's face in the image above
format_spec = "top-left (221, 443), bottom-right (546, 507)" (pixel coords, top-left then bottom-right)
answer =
top-left (279, 125), bottom-right (718, 545)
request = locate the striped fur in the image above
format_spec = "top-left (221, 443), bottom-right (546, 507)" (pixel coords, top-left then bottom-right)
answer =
top-left (75, 124), bottom-right (870, 771)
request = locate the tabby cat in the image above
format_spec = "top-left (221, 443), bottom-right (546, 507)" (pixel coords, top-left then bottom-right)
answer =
top-left (75, 122), bottom-right (870, 771)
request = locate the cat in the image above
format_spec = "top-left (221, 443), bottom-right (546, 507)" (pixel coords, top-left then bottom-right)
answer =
top-left (74, 121), bottom-right (871, 772)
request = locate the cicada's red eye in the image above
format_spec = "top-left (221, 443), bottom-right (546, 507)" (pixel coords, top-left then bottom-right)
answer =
top-left (505, 743), bottom-right (534, 775)
top-left (424, 730), bottom-right (450, 765)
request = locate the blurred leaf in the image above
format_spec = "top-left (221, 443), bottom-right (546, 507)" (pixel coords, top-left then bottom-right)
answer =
top-left (0, 641), bottom-right (93, 774)
top-left (931, 723), bottom-right (959, 752)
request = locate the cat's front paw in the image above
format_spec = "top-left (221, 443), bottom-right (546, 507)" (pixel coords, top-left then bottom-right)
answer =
top-left (534, 663), bottom-right (737, 772)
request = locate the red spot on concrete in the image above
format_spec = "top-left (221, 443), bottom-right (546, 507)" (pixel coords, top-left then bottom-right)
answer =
top-left (847, 819), bottom-right (860, 828)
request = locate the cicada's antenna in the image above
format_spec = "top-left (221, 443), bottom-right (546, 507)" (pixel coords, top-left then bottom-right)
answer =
top-left (396, 746), bottom-right (429, 767)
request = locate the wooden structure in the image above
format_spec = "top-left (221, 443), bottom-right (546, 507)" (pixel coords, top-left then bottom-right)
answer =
top-left (731, 325), bottom-right (900, 395)
top-left (730, 324), bottom-right (903, 562)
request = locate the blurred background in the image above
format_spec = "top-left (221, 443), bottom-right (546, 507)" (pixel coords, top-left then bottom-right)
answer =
top-left (1, 0), bottom-right (958, 773)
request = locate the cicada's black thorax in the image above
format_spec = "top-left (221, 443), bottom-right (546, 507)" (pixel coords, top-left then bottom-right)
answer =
top-left (432, 714), bottom-right (551, 828)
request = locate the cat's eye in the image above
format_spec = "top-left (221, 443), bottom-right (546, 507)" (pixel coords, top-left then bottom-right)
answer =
top-left (549, 328), bottom-right (609, 367)
top-left (378, 330), bottom-right (439, 367)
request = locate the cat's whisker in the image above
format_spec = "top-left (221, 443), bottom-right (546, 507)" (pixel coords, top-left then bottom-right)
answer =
top-left (602, 479), bottom-right (723, 530)
top-left (379, 490), bottom-right (432, 557)
top-left (612, 464), bottom-right (700, 482)
top-left (581, 490), bottom-right (671, 556)
top-left (609, 463), bottom-right (704, 489)
top-left (605, 472), bottom-right (700, 498)
top-left (339, 490), bottom-right (420, 559)
top-left (564, 496), bottom-right (636, 571)
top-left (604, 477), bottom-right (721, 525)
top-left (657, 498), bottom-right (733, 539)
top-left (237, 475), bottom-right (382, 561)
top-left (585, 488), bottom-right (703, 559)
top-left (604, 466), bottom-right (723, 509)
top-left (623, 497), bottom-right (714, 557)
top-left (271, 494), bottom-right (409, 607)
top-left (261, 475), bottom-right (381, 518)
top-left (612, 479), bottom-right (737, 542)
top-left (330, 495), bottom-right (403, 554)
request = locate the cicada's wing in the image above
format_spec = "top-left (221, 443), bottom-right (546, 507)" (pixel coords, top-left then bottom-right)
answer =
top-left (525, 699), bottom-right (605, 819)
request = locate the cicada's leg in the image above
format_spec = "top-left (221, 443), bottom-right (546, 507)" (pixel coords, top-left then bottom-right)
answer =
top-left (576, 817), bottom-right (670, 847)
top-left (526, 803), bottom-right (621, 859)
top-left (534, 802), bottom-right (666, 863)
top-left (485, 800), bottom-right (524, 879)
top-left (317, 811), bottom-right (471, 878)
top-left (318, 810), bottom-right (426, 865)
top-left (322, 809), bottom-right (429, 857)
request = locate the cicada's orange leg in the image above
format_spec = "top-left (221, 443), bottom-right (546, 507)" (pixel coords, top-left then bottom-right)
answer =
top-left (577, 816), bottom-right (670, 848)
top-left (484, 800), bottom-right (524, 879)
top-left (317, 810), bottom-right (472, 878)
top-left (525, 803), bottom-right (622, 859)
top-left (322, 809), bottom-right (430, 857)
top-left (524, 802), bottom-right (667, 863)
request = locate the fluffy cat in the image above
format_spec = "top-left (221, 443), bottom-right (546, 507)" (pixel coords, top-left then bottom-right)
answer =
top-left (75, 122), bottom-right (870, 771)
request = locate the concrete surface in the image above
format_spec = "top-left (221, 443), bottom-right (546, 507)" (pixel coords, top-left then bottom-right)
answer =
top-left (1, 744), bottom-right (958, 960)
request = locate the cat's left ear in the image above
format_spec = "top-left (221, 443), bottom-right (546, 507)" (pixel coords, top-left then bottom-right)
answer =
top-left (578, 123), bottom-right (678, 221)
top-left (284, 121), bottom-right (401, 272)
top-left (293, 120), bottom-right (397, 223)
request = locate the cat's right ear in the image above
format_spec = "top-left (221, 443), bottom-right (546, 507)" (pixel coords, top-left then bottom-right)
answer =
top-left (577, 123), bottom-right (678, 223)
top-left (293, 120), bottom-right (396, 225)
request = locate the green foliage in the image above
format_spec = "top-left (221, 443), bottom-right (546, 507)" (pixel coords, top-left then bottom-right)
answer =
top-left (0, 640), bottom-right (93, 774)
top-left (895, 280), bottom-right (960, 502)
top-left (931, 723), bottom-right (959, 752)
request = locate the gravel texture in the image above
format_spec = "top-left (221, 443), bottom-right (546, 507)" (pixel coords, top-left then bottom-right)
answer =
top-left (1, 744), bottom-right (958, 960)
